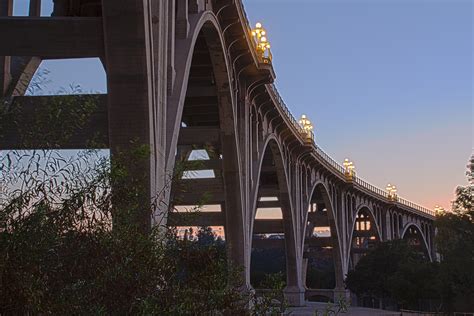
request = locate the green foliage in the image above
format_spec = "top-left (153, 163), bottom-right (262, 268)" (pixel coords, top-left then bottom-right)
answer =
top-left (434, 156), bottom-right (474, 312)
top-left (0, 88), bottom-right (287, 314)
top-left (306, 252), bottom-right (336, 289)
top-left (346, 155), bottom-right (474, 313)
top-left (251, 247), bottom-right (286, 288)
top-left (0, 148), bottom-right (251, 314)
top-left (345, 240), bottom-right (440, 310)
top-left (252, 272), bottom-right (288, 315)
top-left (314, 296), bottom-right (348, 316)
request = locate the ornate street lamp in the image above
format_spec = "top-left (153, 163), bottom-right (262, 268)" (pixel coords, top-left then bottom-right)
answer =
top-left (343, 158), bottom-right (355, 181)
top-left (299, 114), bottom-right (314, 141)
top-left (251, 22), bottom-right (272, 63)
top-left (386, 183), bottom-right (398, 201)
top-left (434, 205), bottom-right (445, 214)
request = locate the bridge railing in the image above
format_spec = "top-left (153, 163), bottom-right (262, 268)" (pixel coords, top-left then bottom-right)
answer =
top-left (267, 84), bottom-right (434, 218)
top-left (238, 0), bottom-right (435, 219)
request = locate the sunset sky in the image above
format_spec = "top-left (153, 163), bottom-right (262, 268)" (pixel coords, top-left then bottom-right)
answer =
top-left (13, 0), bottom-right (473, 211)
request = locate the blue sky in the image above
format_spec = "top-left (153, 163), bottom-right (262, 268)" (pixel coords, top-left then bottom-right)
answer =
top-left (13, 0), bottom-right (473, 209)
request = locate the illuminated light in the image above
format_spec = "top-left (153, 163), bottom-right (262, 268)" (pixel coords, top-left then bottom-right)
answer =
top-left (298, 114), bottom-right (314, 142)
top-left (251, 21), bottom-right (272, 63)
top-left (343, 158), bottom-right (356, 180)
top-left (434, 205), bottom-right (445, 214)
top-left (386, 183), bottom-right (398, 201)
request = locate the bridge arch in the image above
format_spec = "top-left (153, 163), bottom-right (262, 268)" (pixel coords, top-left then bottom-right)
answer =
top-left (168, 11), bottom-right (247, 286)
top-left (347, 205), bottom-right (382, 270)
top-left (250, 136), bottom-right (303, 303)
top-left (401, 223), bottom-right (432, 261)
top-left (302, 180), bottom-right (344, 301)
top-left (167, 11), bottom-right (238, 166)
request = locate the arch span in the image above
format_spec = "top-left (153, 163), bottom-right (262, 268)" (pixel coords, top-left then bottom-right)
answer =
top-left (401, 223), bottom-right (432, 262)
top-left (347, 205), bottom-right (382, 270)
top-left (167, 13), bottom-right (246, 287)
top-left (166, 11), bottom-right (238, 169)
top-left (249, 137), bottom-right (304, 305)
top-left (302, 181), bottom-right (345, 298)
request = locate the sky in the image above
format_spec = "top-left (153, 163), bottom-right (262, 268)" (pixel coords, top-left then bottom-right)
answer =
top-left (12, 0), bottom-right (473, 210)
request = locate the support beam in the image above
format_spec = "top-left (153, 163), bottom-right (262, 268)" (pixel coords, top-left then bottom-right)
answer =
top-left (173, 191), bottom-right (225, 204)
top-left (306, 237), bottom-right (333, 247)
top-left (175, 178), bottom-right (224, 193)
top-left (176, 0), bottom-right (189, 38)
top-left (102, 0), bottom-right (159, 230)
top-left (168, 211), bottom-right (224, 226)
top-left (182, 159), bottom-right (222, 170)
top-left (0, 17), bottom-right (104, 58)
top-left (29, 0), bottom-right (41, 16)
top-left (0, 0), bottom-right (13, 97)
top-left (254, 219), bottom-right (284, 234)
top-left (307, 212), bottom-right (329, 226)
top-left (178, 127), bottom-right (220, 145)
top-left (257, 200), bottom-right (281, 208)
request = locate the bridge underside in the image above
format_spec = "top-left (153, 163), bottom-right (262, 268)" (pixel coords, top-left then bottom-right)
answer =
top-left (0, 0), bottom-right (436, 307)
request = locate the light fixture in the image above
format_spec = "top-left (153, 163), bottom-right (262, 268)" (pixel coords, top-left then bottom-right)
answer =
top-left (251, 22), bottom-right (272, 62)
top-left (298, 114), bottom-right (314, 142)
top-left (343, 158), bottom-right (355, 180)
top-left (434, 205), bottom-right (444, 214)
top-left (386, 183), bottom-right (398, 201)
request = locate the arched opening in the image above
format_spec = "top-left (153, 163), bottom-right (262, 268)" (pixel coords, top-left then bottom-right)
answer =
top-left (168, 22), bottom-right (244, 274)
top-left (303, 183), bottom-right (344, 302)
top-left (402, 224), bottom-right (431, 260)
top-left (250, 140), bottom-right (290, 288)
top-left (349, 207), bottom-right (381, 269)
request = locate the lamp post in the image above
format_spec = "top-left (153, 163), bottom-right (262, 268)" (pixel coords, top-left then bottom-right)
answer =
top-left (434, 205), bottom-right (445, 214)
top-left (251, 22), bottom-right (272, 62)
top-left (386, 183), bottom-right (398, 201)
top-left (343, 158), bottom-right (355, 181)
top-left (299, 114), bottom-right (314, 142)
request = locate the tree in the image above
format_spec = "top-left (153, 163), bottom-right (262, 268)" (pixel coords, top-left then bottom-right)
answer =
top-left (435, 153), bottom-right (474, 312)
top-left (0, 89), bottom-right (284, 314)
top-left (345, 240), bottom-right (440, 310)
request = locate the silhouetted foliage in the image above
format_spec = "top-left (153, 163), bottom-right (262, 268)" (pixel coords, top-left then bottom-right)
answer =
top-left (250, 247), bottom-right (286, 288)
top-left (0, 89), bottom-right (285, 314)
top-left (434, 154), bottom-right (474, 312)
top-left (346, 240), bottom-right (440, 310)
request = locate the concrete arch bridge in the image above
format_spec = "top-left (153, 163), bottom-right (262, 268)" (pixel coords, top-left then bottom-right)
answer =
top-left (0, 0), bottom-right (436, 306)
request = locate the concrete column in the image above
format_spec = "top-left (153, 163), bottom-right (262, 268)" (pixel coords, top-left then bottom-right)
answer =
top-left (280, 192), bottom-right (305, 306)
top-left (176, 0), bottom-right (189, 39)
top-left (302, 257), bottom-right (308, 289)
top-left (221, 134), bottom-right (248, 288)
top-left (29, 0), bottom-right (41, 16)
top-left (102, 0), bottom-right (160, 230)
top-left (167, 0), bottom-right (176, 92)
top-left (0, 0), bottom-right (12, 97)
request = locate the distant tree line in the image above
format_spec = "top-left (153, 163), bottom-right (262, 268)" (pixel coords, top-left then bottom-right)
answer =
top-left (346, 157), bottom-right (474, 313)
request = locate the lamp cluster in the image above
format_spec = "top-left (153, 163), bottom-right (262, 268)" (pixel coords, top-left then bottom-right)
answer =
top-left (251, 22), bottom-right (272, 62)
top-left (343, 158), bottom-right (355, 180)
top-left (434, 205), bottom-right (445, 214)
top-left (386, 183), bottom-right (398, 201)
top-left (298, 114), bottom-right (314, 140)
